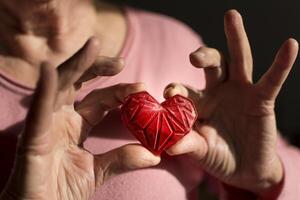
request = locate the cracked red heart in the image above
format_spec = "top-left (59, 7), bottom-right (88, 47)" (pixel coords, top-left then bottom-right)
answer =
top-left (121, 91), bottom-right (198, 155)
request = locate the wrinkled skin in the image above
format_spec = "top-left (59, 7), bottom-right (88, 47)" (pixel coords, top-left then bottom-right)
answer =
top-left (1, 38), bottom-right (160, 200)
top-left (0, 1), bottom-right (160, 199)
top-left (0, 0), bottom-right (298, 199)
top-left (165, 10), bottom-right (298, 198)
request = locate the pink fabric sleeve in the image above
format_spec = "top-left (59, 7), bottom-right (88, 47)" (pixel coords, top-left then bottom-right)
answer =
top-left (218, 137), bottom-right (300, 200)
top-left (275, 138), bottom-right (300, 199)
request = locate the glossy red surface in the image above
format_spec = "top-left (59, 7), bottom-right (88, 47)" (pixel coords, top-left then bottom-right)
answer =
top-left (121, 91), bottom-right (198, 155)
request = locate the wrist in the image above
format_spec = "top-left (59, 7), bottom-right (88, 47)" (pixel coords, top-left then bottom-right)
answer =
top-left (254, 156), bottom-right (284, 199)
top-left (225, 155), bottom-right (284, 199)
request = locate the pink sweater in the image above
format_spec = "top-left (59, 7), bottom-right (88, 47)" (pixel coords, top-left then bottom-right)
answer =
top-left (0, 7), bottom-right (299, 200)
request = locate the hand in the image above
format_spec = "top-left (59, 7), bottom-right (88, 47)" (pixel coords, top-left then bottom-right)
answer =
top-left (0, 38), bottom-right (160, 200)
top-left (164, 10), bottom-right (298, 198)
top-left (0, 0), bottom-right (115, 86)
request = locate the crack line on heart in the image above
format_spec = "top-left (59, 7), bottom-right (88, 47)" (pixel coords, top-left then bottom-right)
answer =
top-left (142, 104), bottom-right (161, 109)
top-left (154, 112), bottom-right (161, 150)
top-left (157, 113), bottom-right (174, 151)
top-left (128, 104), bottom-right (143, 121)
top-left (141, 98), bottom-right (160, 106)
top-left (186, 111), bottom-right (197, 127)
top-left (177, 105), bottom-right (189, 129)
top-left (158, 129), bottom-right (174, 151)
top-left (140, 129), bottom-right (151, 147)
top-left (163, 112), bottom-right (174, 133)
top-left (183, 104), bottom-right (193, 113)
top-left (165, 108), bottom-right (185, 131)
top-left (182, 109), bottom-right (193, 128)
top-left (142, 112), bottom-right (158, 130)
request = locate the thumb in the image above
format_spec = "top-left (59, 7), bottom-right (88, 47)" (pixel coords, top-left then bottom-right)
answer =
top-left (93, 144), bottom-right (160, 187)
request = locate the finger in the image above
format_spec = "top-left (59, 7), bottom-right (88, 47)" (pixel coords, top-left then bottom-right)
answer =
top-left (256, 38), bottom-right (299, 100)
top-left (57, 37), bottom-right (100, 91)
top-left (164, 82), bottom-right (201, 99)
top-left (190, 47), bottom-right (227, 88)
top-left (164, 83), bottom-right (214, 119)
top-left (224, 9), bottom-right (253, 82)
top-left (76, 83), bottom-right (146, 127)
top-left (164, 82), bottom-right (201, 112)
top-left (166, 129), bottom-right (208, 160)
top-left (21, 63), bottom-right (58, 153)
top-left (75, 57), bottom-right (124, 85)
top-left (94, 144), bottom-right (161, 187)
top-left (190, 47), bottom-right (223, 68)
top-left (164, 83), bottom-right (202, 108)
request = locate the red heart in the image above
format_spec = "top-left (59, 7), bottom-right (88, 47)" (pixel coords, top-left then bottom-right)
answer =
top-left (121, 91), bottom-right (198, 155)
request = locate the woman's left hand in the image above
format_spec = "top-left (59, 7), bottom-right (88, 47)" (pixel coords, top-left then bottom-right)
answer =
top-left (164, 10), bottom-right (298, 198)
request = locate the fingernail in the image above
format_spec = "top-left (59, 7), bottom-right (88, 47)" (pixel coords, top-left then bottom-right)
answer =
top-left (190, 52), bottom-right (205, 67)
top-left (164, 86), bottom-right (180, 98)
top-left (197, 52), bottom-right (206, 58)
top-left (225, 9), bottom-right (241, 26)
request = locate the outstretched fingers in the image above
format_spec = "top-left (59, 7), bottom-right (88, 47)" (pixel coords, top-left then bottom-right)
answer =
top-left (224, 10), bottom-right (253, 82)
top-left (256, 38), bottom-right (299, 100)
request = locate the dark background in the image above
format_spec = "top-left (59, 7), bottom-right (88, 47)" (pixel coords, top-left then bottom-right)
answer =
top-left (112, 0), bottom-right (300, 146)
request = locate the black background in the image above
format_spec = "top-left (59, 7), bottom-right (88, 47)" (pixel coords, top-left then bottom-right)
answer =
top-left (112, 0), bottom-right (300, 146)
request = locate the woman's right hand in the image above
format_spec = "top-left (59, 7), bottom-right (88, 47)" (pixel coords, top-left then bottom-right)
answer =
top-left (0, 38), bottom-right (160, 200)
